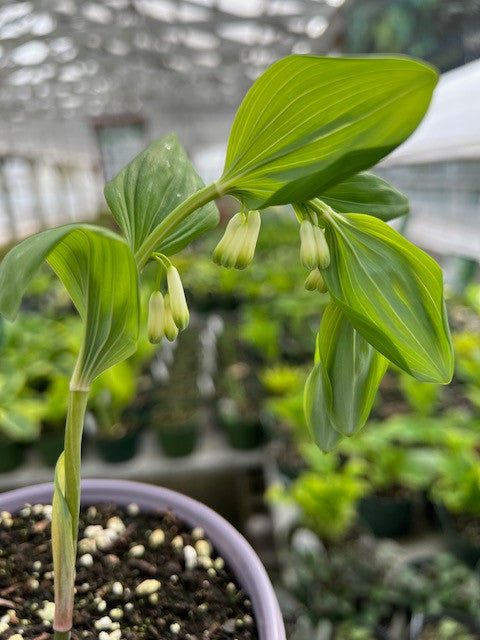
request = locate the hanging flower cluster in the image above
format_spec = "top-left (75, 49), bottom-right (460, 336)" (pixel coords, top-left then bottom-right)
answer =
top-left (147, 261), bottom-right (189, 344)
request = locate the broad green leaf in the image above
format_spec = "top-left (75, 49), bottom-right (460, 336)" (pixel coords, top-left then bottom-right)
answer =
top-left (47, 229), bottom-right (139, 385)
top-left (0, 225), bottom-right (139, 386)
top-left (220, 55), bottom-right (437, 209)
top-left (322, 212), bottom-right (453, 383)
top-left (317, 302), bottom-right (388, 436)
top-left (304, 358), bottom-right (342, 452)
top-left (0, 224), bottom-right (87, 321)
top-left (304, 303), bottom-right (387, 451)
top-left (321, 172), bottom-right (409, 221)
top-left (52, 453), bottom-right (75, 632)
top-left (104, 133), bottom-right (219, 257)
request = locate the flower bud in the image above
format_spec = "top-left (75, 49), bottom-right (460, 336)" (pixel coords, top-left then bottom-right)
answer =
top-left (305, 268), bottom-right (327, 293)
top-left (166, 266), bottom-right (189, 331)
top-left (163, 294), bottom-right (178, 342)
top-left (213, 211), bottom-right (261, 270)
top-left (312, 225), bottom-right (330, 269)
top-left (235, 210), bottom-right (261, 269)
top-left (299, 220), bottom-right (317, 270)
top-left (213, 213), bottom-right (244, 266)
top-left (223, 222), bottom-right (250, 269)
top-left (147, 291), bottom-right (165, 344)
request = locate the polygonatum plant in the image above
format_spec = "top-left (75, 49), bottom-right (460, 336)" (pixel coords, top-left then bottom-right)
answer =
top-left (0, 55), bottom-right (453, 638)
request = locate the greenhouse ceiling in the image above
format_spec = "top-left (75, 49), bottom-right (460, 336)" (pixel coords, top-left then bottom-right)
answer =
top-left (0, 0), bottom-right (349, 124)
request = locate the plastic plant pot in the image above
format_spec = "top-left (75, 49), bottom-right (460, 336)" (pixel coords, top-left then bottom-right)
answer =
top-left (36, 432), bottom-right (65, 468)
top-left (0, 439), bottom-right (25, 473)
top-left (0, 479), bottom-right (286, 640)
top-left (157, 422), bottom-right (199, 457)
top-left (435, 504), bottom-right (480, 568)
top-left (358, 494), bottom-right (413, 538)
top-left (96, 428), bottom-right (140, 464)
top-left (223, 416), bottom-right (264, 450)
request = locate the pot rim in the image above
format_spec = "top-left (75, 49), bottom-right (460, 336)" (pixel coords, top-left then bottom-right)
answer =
top-left (0, 478), bottom-right (285, 640)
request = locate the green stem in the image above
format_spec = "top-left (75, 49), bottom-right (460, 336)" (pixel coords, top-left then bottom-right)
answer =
top-left (64, 389), bottom-right (89, 543)
top-left (52, 388), bottom-right (89, 636)
top-left (308, 198), bottom-right (336, 220)
top-left (135, 182), bottom-right (221, 270)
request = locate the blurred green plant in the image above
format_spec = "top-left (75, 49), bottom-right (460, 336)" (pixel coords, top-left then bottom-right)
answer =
top-left (432, 449), bottom-right (480, 517)
top-left (0, 371), bottom-right (43, 443)
top-left (260, 365), bottom-right (306, 397)
top-left (340, 420), bottom-right (445, 495)
top-left (398, 370), bottom-right (441, 416)
top-left (268, 453), bottom-right (367, 542)
top-left (418, 618), bottom-right (474, 640)
top-left (281, 536), bottom-right (480, 639)
top-left (396, 554), bottom-right (480, 617)
top-left (453, 331), bottom-right (480, 411)
top-left (89, 361), bottom-right (137, 438)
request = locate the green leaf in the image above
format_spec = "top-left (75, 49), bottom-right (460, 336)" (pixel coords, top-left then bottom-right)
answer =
top-left (318, 302), bottom-right (388, 436)
top-left (0, 225), bottom-right (139, 387)
top-left (304, 358), bottom-right (343, 453)
top-left (104, 133), bottom-right (219, 257)
top-left (322, 212), bottom-right (453, 383)
top-left (304, 303), bottom-right (387, 451)
top-left (321, 172), bottom-right (409, 221)
top-left (52, 453), bottom-right (75, 632)
top-left (0, 224), bottom-right (85, 321)
top-left (221, 55), bottom-right (437, 209)
top-left (47, 229), bottom-right (139, 386)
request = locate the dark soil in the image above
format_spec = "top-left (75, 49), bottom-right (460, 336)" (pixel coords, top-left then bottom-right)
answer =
top-left (0, 503), bottom-right (258, 639)
top-left (451, 513), bottom-right (480, 547)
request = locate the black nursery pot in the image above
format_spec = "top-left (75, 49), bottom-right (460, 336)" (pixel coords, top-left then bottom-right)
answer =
top-left (0, 439), bottom-right (25, 473)
top-left (96, 428), bottom-right (140, 464)
top-left (220, 414), bottom-right (264, 450)
top-left (358, 493), bottom-right (413, 538)
top-left (435, 504), bottom-right (480, 568)
top-left (157, 422), bottom-right (199, 457)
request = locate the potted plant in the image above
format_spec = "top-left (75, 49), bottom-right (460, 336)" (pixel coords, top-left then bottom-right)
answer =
top-left (268, 450), bottom-right (367, 545)
top-left (398, 553), bottom-right (480, 620)
top-left (90, 361), bottom-right (142, 464)
top-left (341, 423), bottom-right (443, 537)
top-left (277, 528), bottom-right (409, 639)
top-left (148, 323), bottom-right (203, 456)
top-left (336, 622), bottom-right (389, 640)
top-left (217, 362), bottom-right (265, 450)
top-left (0, 54), bottom-right (453, 638)
top-left (0, 371), bottom-right (42, 473)
top-left (0, 311), bottom-right (81, 468)
top-left (265, 379), bottom-right (311, 482)
top-left (410, 613), bottom-right (480, 640)
top-left (154, 400), bottom-right (201, 457)
top-left (38, 374), bottom-right (71, 468)
top-left (432, 448), bottom-right (480, 567)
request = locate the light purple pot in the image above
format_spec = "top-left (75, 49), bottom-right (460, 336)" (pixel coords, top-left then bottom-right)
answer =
top-left (0, 479), bottom-right (285, 640)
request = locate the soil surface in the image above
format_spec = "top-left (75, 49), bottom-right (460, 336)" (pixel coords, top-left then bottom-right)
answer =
top-left (0, 503), bottom-right (258, 640)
